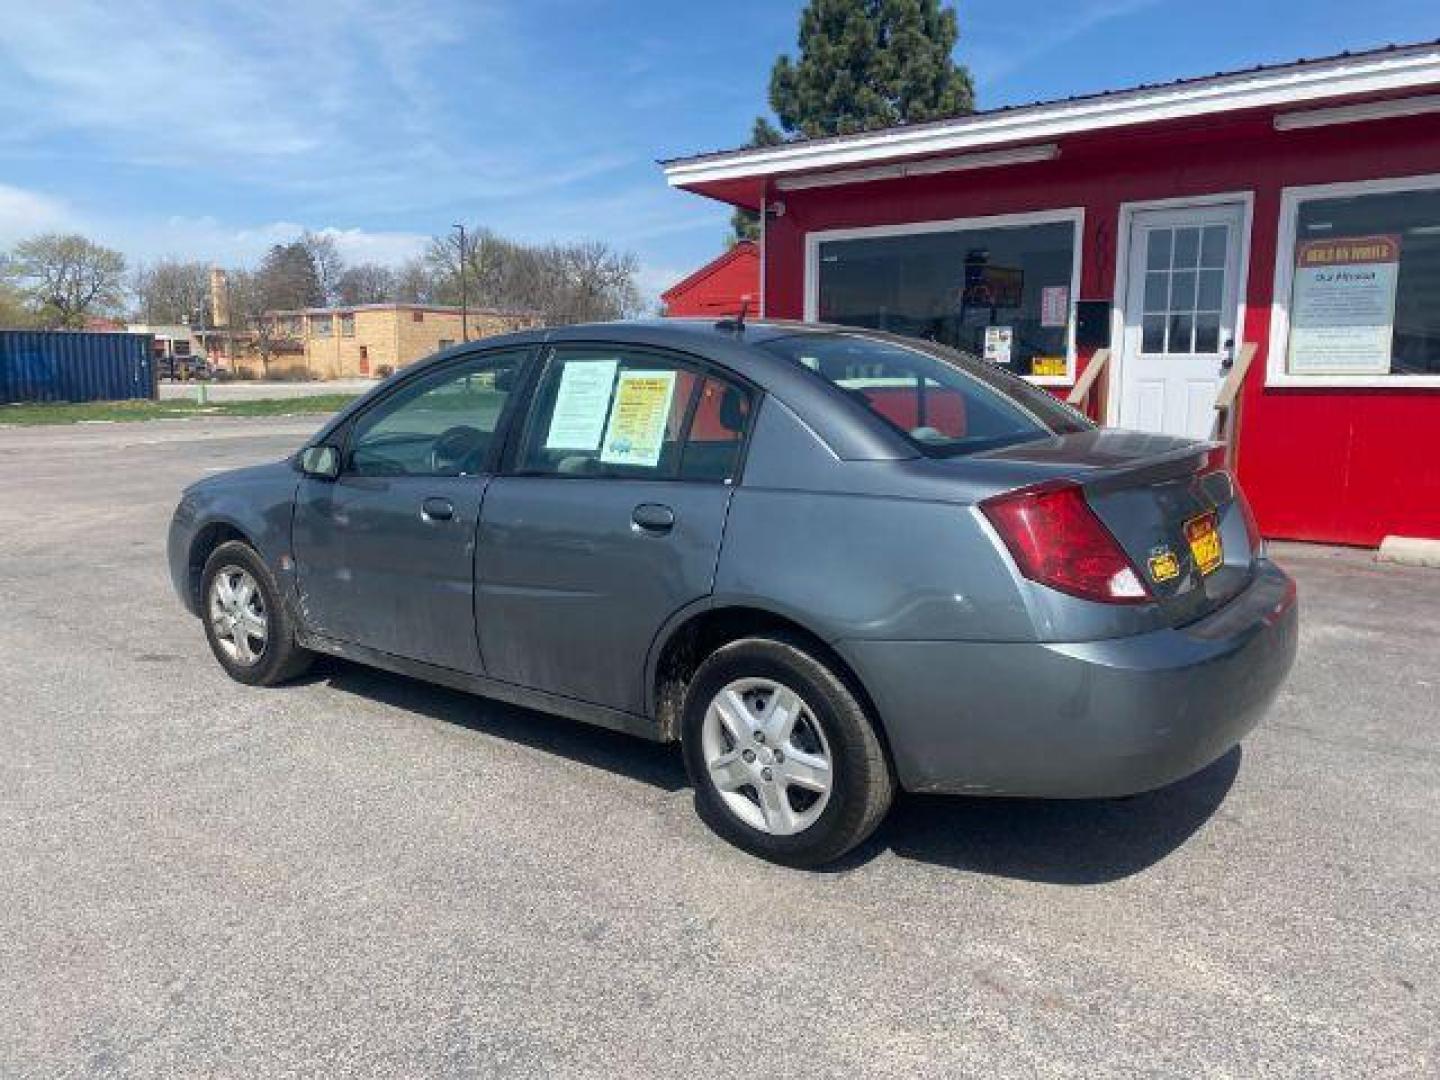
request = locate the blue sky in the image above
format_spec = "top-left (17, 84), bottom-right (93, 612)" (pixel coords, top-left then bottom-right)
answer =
top-left (0, 0), bottom-right (1436, 307)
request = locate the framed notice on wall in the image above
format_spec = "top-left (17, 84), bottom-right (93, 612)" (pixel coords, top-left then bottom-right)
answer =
top-left (1287, 235), bottom-right (1401, 375)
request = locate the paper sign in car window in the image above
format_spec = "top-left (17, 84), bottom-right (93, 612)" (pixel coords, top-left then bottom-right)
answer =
top-left (545, 359), bottom-right (618, 450)
top-left (599, 369), bottom-right (677, 468)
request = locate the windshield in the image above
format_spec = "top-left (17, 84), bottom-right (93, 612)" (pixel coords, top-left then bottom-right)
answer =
top-left (759, 331), bottom-right (1092, 457)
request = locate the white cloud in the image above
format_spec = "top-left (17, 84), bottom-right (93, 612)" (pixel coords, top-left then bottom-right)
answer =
top-left (0, 184), bottom-right (70, 245)
top-left (0, 183), bottom-right (429, 269)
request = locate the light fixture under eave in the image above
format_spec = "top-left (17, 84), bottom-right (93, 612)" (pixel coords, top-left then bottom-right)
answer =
top-left (773, 143), bottom-right (1060, 193)
top-left (1274, 93), bottom-right (1440, 131)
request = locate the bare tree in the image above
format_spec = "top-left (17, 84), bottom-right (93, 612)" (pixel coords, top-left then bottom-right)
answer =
top-left (420, 226), bottom-right (641, 326)
top-left (225, 268), bottom-right (279, 376)
top-left (7, 233), bottom-right (127, 328)
top-left (131, 258), bottom-right (211, 324)
top-left (336, 262), bottom-right (397, 305)
top-left (300, 231), bottom-right (344, 305)
top-left (393, 256), bottom-right (439, 304)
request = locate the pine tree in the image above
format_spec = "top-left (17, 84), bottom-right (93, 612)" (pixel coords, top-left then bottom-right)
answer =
top-left (731, 0), bottom-right (975, 242)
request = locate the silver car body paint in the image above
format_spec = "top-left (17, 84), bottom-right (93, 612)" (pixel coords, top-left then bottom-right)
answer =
top-left (168, 320), bottom-right (1297, 798)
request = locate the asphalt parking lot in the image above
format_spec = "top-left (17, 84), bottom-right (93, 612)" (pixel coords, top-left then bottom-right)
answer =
top-left (1, 416), bottom-right (1436, 1077)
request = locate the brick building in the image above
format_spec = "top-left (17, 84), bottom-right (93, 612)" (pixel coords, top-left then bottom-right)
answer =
top-left (211, 303), bottom-right (540, 380)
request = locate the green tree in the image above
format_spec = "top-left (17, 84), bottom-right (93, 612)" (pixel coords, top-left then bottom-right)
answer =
top-left (732, 0), bottom-right (975, 241)
top-left (255, 241), bottom-right (324, 312)
top-left (6, 233), bottom-right (127, 327)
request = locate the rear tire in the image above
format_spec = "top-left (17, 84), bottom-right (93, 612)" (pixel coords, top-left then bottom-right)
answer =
top-left (200, 540), bottom-right (312, 686)
top-left (681, 636), bottom-right (893, 867)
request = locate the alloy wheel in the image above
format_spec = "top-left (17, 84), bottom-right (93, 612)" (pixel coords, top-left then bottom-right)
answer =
top-left (700, 677), bottom-right (834, 835)
top-left (208, 565), bottom-right (268, 666)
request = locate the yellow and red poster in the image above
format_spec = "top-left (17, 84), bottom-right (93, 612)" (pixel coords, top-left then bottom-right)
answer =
top-left (1287, 234), bottom-right (1401, 375)
top-left (599, 369), bottom-right (677, 467)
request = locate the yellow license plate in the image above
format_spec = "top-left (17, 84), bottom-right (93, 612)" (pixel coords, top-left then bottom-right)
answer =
top-left (1184, 512), bottom-right (1223, 575)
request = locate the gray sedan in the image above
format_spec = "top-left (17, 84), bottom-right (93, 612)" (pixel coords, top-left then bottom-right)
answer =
top-left (168, 320), bottom-right (1298, 866)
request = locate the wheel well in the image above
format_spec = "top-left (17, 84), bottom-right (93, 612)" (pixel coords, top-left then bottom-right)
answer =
top-left (652, 607), bottom-right (889, 752)
top-left (187, 523), bottom-right (250, 609)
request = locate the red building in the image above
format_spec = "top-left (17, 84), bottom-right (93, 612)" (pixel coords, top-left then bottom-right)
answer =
top-left (662, 42), bottom-right (1440, 547)
top-left (662, 240), bottom-right (761, 317)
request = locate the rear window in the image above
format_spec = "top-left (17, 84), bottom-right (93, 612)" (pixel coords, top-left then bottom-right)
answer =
top-left (758, 332), bottom-right (1091, 457)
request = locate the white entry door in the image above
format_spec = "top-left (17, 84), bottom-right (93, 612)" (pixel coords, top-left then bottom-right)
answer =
top-left (1118, 204), bottom-right (1245, 438)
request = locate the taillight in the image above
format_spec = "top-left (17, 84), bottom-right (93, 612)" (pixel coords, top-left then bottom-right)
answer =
top-left (980, 482), bottom-right (1151, 605)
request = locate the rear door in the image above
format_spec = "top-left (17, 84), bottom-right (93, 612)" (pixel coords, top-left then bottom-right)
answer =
top-left (475, 344), bottom-right (754, 713)
top-left (292, 348), bottom-right (531, 672)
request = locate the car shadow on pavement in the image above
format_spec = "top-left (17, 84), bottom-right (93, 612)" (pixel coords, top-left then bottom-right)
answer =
top-left (855, 747), bottom-right (1243, 884)
top-left (317, 660), bottom-right (690, 792)
top-left (317, 659), bottom-right (1240, 883)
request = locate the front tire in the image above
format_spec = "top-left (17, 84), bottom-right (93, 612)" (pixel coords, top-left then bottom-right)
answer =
top-left (200, 540), bottom-right (312, 686)
top-left (681, 636), bottom-right (894, 867)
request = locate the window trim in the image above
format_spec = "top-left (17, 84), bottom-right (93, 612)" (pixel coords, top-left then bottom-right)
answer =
top-left (336, 345), bottom-right (537, 479)
top-left (1267, 172), bottom-right (1440, 389)
top-left (501, 342), bottom-right (758, 485)
top-left (802, 207), bottom-right (1085, 387)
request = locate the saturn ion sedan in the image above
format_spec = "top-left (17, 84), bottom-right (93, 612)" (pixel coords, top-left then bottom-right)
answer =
top-left (169, 320), bottom-right (1298, 866)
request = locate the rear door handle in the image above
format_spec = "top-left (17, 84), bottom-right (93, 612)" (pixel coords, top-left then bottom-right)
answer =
top-left (632, 503), bottom-right (675, 534)
top-left (421, 497), bottom-right (455, 522)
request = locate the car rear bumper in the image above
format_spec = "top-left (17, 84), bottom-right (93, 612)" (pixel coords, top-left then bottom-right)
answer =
top-left (842, 559), bottom-right (1298, 797)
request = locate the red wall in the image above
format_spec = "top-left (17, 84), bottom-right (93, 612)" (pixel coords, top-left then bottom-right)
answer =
top-left (760, 109), bottom-right (1440, 546)
top-left (662, 242), bottom-right (760, 318)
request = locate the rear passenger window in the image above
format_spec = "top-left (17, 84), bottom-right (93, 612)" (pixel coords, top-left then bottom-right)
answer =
top-left (680, 377), bottom-right (751, 481)
top-left (514, 348), bottom-right (751, 482)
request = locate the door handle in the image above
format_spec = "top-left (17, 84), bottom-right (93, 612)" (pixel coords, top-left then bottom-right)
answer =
top-left (421, 497), bottom-right (455, 522)
top-left (631, 503), bottom-right (675, 534)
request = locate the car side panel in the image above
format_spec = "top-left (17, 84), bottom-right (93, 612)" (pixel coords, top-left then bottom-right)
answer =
top-left (715, 396), bottom-right (1034, 645)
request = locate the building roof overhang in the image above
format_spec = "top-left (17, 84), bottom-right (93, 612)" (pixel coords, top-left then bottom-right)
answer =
top-left (661, 41), bottom-right (1440, 209)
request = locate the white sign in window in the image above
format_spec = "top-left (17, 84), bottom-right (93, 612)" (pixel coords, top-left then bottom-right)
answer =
top-left (545, 359), bottom-right (618, 450)
top-left (1287, 235), bottom-right (1400, 376)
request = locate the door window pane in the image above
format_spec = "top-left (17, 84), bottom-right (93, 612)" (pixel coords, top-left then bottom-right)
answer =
top-left (1285, 185), bottom-right (1440, 377)
top-left (815, 218), bottom-right (1076, 379)
top-left (348, 351), bottom-right (523, 477)
top-left (1142, 314), bottom-right (1167, 353)
top-left (1194, 312), bottom-right (1221, 353)
top-left (1173, 227), bottom-right (1200, 267)
top-left (1146, 229), bottom-right (1172, 271)
top-left (1168, 312), bottom-right (1193, 353)
top-left (516, 348), bottom-right (710, 479)
top-left (1197, 269), bottom-right (1223, 311)
top-left (1201, 226), bottom-right (1228, 268)
top-left (1170, 271), bottom-right (1197, 311)
top-left (1143, 271), bottom-right (1169, 313)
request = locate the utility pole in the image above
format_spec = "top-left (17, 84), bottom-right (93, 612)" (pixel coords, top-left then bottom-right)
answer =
top-left (453, 223), bottom-right (469, 342)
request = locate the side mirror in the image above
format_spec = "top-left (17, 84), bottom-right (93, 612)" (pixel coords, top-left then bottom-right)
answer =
top-left (300, 444), bottom-right (341, 480)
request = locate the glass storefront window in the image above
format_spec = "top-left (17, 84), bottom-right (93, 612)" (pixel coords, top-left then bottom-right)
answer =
top-left (813, 215), bottom-right (1078, 381)
top-left (1278, 182), bottom-right (1440, 381)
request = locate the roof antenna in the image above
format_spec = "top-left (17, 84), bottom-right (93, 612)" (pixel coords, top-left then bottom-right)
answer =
top-left (715, 296), bottom-right (749, 333)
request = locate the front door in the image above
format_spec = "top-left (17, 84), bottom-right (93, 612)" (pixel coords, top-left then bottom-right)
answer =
top-left (1118, 203), bottom-right (1245, 438)
top-left (476, 344), bottom-right (753, 714)
top-left (292, 348), bottom-right (530, 673)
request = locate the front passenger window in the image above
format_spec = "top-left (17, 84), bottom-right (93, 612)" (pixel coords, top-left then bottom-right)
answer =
top-left (348, 352), bottom-right (523, 477)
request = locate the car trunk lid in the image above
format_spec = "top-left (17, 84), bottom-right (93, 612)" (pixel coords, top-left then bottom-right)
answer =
top-left (972, 430), bottom-right (1258, 624)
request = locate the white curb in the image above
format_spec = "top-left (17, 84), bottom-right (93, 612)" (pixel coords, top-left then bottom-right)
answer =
top-left (1377, 536), bottom-right (1440, 569)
